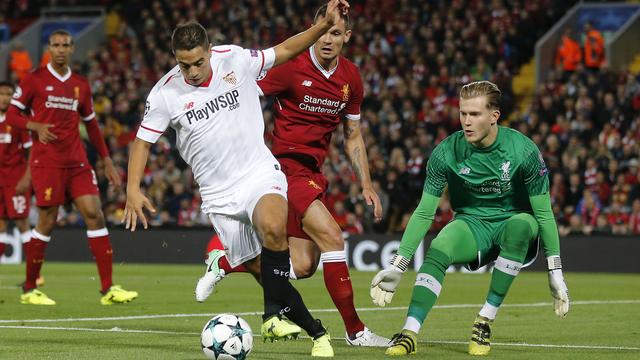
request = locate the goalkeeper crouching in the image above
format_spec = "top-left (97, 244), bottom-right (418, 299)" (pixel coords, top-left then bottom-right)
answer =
top-left (370, 80), bottom-right (570, 356)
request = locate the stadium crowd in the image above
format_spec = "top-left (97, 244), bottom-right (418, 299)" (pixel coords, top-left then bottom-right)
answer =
top-left (4, 0), bottom-right (640, 236)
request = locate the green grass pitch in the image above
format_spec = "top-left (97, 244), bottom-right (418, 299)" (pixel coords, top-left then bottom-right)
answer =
top-left (0, 262), bottom-right (639, 359)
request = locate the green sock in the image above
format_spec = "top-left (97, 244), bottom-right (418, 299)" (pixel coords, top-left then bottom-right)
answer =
top-left (406, 248), bottom-right (449, 326)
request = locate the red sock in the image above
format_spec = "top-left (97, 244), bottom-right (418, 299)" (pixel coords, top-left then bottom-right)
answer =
top-left (24, 238), bottom-right (48, 292)
top-left (207, 235), bottom-right (247, 273)
top-left (218, 254), bottom-right (247, 273)
top-left (206, 235), bottom-right (224, 254)
top-left (88, 230), bottom-right (113, 293)
top-left (322, 258), bottom-right (365, 336)
top-left (0, 242), bottom-right (5, 256)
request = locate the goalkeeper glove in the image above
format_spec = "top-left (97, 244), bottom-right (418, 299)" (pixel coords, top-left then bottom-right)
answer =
top-left (370, 254), bottom-right (409, 307)
top-left (547, 255), bottom-right (570, 318)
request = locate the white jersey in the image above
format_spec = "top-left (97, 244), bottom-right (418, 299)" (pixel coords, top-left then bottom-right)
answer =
top-left (137, 45), bottom-right (277, 200)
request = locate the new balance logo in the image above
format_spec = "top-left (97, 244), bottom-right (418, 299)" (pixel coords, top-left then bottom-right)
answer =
top-left (302, 80), bottom-right (312, 87)
top-left (183, 101), bottom-right (194, 110)
top-left (45, 86), bottom-right (54, 91)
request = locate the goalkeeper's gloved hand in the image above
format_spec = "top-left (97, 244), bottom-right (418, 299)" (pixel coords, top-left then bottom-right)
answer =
top-left (547, 255), bottom-right (570, 318)
top-left (370, 254), bottom-right (409, 307)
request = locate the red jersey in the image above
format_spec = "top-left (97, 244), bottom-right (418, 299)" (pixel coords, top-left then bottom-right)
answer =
top-left (10, 64), bottom-right (95, 168)
top-left (258, 48), bottom-right (363, 169)
top-left (0, 113), bottom-right (31, 186)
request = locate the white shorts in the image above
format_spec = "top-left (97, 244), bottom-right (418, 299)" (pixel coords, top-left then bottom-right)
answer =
top-left (203, 167), bottom-right (287, 267)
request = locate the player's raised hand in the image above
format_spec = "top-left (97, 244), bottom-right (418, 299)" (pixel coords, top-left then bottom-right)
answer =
top-left (362, 187), bottom-right (383, 222)
top-left (123, 189), bottom-right (156, 231)
top-left (29, 122), bottom-right (57, 144)
top-left (103, 157), bottom-right (122, 187)
top-left (324, 0), bottom-right (350, 27)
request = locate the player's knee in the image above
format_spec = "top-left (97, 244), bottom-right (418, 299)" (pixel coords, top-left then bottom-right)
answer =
top-left (504, 216), bottom-right (536, 248)
top-left (82, 207), bottom-right (103, 223)
top-left (292, 256), bottom-right (318, 279)
top-left (258, 221), bottom-right (287, 249)
top-left (425, 247), bottom-right (453, 270)
top-left (305, 223), bottom-right (343, 251)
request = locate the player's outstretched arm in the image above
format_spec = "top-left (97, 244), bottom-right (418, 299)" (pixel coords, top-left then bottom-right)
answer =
top-left (370, 191), bottom-right (440, 306)
top-left (530, 193), bottom-right (570, 318)
top-left (272, 0), bottom-right (349, 67)
top-left (124, 138), bottom-right (156, 231)
top-left (343, 119), bottom-right (382, 222)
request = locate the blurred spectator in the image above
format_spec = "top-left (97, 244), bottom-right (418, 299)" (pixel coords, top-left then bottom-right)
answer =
top-left (555, 28), bottom-right (581, 78)
top-left (9, 42), bottom-right (32, 81)
top-left (583, 21), bottom-right (604, 71)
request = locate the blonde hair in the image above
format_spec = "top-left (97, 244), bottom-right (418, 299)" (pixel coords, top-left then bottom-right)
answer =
top-left (460, 81), bottom-right (501, 110)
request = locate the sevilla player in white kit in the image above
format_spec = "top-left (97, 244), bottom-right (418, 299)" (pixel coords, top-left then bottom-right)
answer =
top-left (125, 1), bottom-right (349, 356)
top-left (205, 5), bottom-right (389, 347)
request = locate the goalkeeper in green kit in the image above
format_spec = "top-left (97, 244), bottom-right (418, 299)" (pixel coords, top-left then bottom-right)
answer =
top-left (370, 81), bottom-right (570, 356)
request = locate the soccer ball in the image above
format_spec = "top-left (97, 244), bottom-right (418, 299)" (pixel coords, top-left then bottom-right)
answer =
top-left (201, 314), bottom-right (253, 360)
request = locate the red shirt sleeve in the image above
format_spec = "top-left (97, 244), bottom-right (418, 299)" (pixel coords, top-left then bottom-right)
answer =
top-left (6, 74), bottom-right (36, 128)
top-left (10, 73), bottom-right (35, 111)
top-left (257, 61), bottom-right (291, 96)
top-left (79, 80), bottom-right (96, 121)
top-left (344, 68), bottom-right (363, 120)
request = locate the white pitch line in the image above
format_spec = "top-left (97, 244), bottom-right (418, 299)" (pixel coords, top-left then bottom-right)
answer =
top-left (0, 299), bottom-right (638, 324)
top-left (0, 325), bottom-right (199, 335)
top-left (426, 339), bottom-right (640, 351)
top-left (1, 325), bottom-right (638, 352)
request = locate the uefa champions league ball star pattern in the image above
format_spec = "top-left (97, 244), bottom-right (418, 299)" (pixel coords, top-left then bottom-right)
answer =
top-left (201, 314), bottom-right (253, 360)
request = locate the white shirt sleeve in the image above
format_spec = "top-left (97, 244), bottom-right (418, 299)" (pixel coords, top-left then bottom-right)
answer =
top-left (136, 87), bottom-right (170, 143)
top-left (242, 48), bottom-right (276, 80)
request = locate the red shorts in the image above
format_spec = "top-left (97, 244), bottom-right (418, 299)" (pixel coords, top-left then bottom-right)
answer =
top-left (278, 157), bottom-right (328, 240)
top-left (31, 166), bottom-right (99, 207)
top-left (0, 184), bottom-right (31, 219)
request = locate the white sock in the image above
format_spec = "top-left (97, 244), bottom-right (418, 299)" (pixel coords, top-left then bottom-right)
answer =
top-left (479, 302), bottom-right (499, 320)
top-left (32, 229), bottom-right (51, 242)
top-left (21, 231), bottom-right (32, 243)
top-left (320, 250), bottom-right (346, 263)
top-left (403, 316), bottom-right (422, 334)
top-left (289, 259), bottom-right (297, 280)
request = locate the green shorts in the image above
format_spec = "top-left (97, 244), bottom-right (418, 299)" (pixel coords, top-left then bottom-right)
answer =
top-left (455, 214), bottom-right (540, 270)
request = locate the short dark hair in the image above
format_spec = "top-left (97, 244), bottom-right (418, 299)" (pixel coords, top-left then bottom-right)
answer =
top-left (314, 4), bottom-right (350, 29)
top-left (171, 21), bottom-right (209, 53)
top-left (0, 81), bottom-right (14, 91)
top-left (48, 29), bottom-right (73, 45)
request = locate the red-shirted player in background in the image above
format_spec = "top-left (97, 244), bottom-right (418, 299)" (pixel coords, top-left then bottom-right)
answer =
top-left (197, 6), bottom-right (389, 346)
top-left (0, 81), bottom-right (32, 261)
top-left (7, 30), bottom-right (137, 305)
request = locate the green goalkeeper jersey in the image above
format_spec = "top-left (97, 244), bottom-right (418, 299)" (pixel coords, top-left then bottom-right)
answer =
top-left (424, 126), bottom-right (548, 221)
top-left (397, 126), bottom-right (561, 260)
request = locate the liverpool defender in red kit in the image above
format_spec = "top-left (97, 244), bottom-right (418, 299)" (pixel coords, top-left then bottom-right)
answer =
top-left (196, 6), bottom-right (389, 346)
top-left (0, 81), bottom-right (32, 259)
top-left (7, 30), bottom-right (137, 305)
